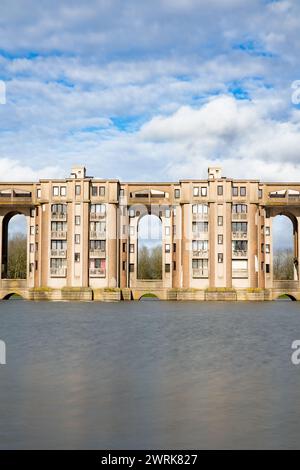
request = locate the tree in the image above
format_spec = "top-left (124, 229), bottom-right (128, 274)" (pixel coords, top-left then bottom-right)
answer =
top-left (138, 244), bottom-right (162, 279)
top-left (7, 232), bottom-right (27, 279)
top-left (273, 248), bottom-right (295, 280)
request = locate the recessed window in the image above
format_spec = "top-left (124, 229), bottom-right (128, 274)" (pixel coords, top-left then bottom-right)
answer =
top-left (201, 187), bottom-right (207, 197)
top-left (266, 264), bottom-right (270, 274)
top-left (129, 208), bottom-right (135, 218)
top-left (217, 185), bottom-right (223, 196)
top-left (53, 186), bottom-right (59, 197)
top-left (240, 187), bottom-right (246, 197)
top-left (92, 186), bottom-right (97, 197)
top-left (165, 263), bottom-right (171, 273)
top-left (174, 189), bottom-right (180, 199)
top-left (75, 253), bottom-right (80, 262)
top-left (37, 189), bottom-right (41, 198)
top-left (129, 244), bottom-right (135, 253)
top-left (218, 216), bottom-right (223, 226)
top-left (232, 186), bottom-right (238, 197)
top-left (173, 261), bottom-right (176, 271)
top-left (193, 187), bottom-right (199, 197)
top-left (165, 226), bottom-right (170, 236)
top-left (129, 263), bottom-right (134, 272)
top-left (165, 244), bottom-right (170, 253)
top-left (60, 186), bottom-right (66, 197)
top-left (122, 261), bottom-right (126, 271)
top-left (75, 234), bottom-right (80, 244)
top-left (99, 186), bottom-right (105, 196)
top-left (266, 244), bottom-right (270, 254)
top-left (173, 243), bottom-right (176, 252)
top-left (258, 189), bottom-right (263, 199)
top-left (218, 253), bottom-right (223, 263)
top-left (165, 209), bottom-right (171, 218)
top-left (75, 216), bottom-right (81, 226)
top-left (218, 235), bottom-right (223, 245)
top-left (75, 185), bottom-right (81, 196)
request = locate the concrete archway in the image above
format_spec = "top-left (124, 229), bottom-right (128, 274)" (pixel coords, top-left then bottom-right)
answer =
top-left (1, 211), bottom-right (28, 280)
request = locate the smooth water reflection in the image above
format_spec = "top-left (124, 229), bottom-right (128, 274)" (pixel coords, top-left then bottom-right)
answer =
top-left (0, 300), bottom-right (300, 449)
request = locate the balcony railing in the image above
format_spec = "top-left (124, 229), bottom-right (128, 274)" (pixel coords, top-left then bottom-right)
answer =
top-left (90, 231), bottom-right (106, 239)
top-left (90, 212), bottom-right (106, 221)
top-left (192, 213), bottom-right (209, 221)
top-left (232, 269), bottom-right (248, 278)
top-left (192, 269), bottom-right (209, 278)
top-left (232, 231), bottom-right (248, 239)
top-left (51, 212), bottom-right (67, 221)
top-left (232, 213), bottom-right (247, 221)
top-left (89, 268), bottom-right (106, 277)
top-left (89, 249), bottom-right (106, 258)
top-left (50, 267), bottom-right (67, 277)
top-left (51, 231), bottom-right (67, 239)
top-left (51, 249), bottom-right (67, 257)
top-left (232, 250), bottom-right (248, 258)
top-left (192, 249), bottom-right (209, 258)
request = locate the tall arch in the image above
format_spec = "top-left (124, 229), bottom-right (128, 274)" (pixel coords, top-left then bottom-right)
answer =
top-left (137, 214), bottom-right (162, 280)
top-left (272, 212), bottom-right (298, 282)
top-left (2, 211), bottom-right (28, 279)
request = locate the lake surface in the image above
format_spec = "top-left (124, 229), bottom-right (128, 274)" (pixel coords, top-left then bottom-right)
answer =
top-left (0, 300), bottom-right (300, 449)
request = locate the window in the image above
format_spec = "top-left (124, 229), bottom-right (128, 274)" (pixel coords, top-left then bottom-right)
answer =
top-left (193, 187), bottom-right (199, 197)
top-left (36, 225), bottom-right (39, 235)
top-left (192, 221), bottom-right (208, 233)
top-left (174, 189), bottom-right (180, 198)
top-left (217, 185), bottom-right (223, 196)
top-left (130, 226), bottom-right (135, 236)
top-left (75, 234), bottom-right (80, 244)
top-left (232, 222), bottom-right (247, 233)
top-left (30, 226), bottom-right (35, 235)
top-left (129, 208), bottom-right (135, 218)
top-left (192, 240), bottom-right (208, 251)
top-left (120, 189), bottom-right (125, 197)
top-left (99, 186), bottom-right (105, 196)
top-left (60, 186), bottom-right (66, 197)
top-left (173, 261), bottom-right (176, 271)
top-left (123, 242), bottom-right (126, 253)
top-left (232, 186), bottom-right (238, 197)
top-left (37, 189), bottom-right (41, 199)
top-left (165, 209), bottom-right (171, 218)
top-left (192, 259), bottom-right (208, 277)
top-left (266, 244), bottom-right (270, 254)
top-left (122, 261), bottom-right (126, 271)
top-left (53, 186), bottom-right (59, 197)
top-left (218, 253), bottom-right (223, 263)
top-left (30, 243), bottom-right (34, 253)
top-left (258, 189), bottom-right (263, 199)
top-left (91, 186), bottom-right (97, 196)
top-left (30, 208), bottom-right (35, 218)
top-left (218, 216), bottom-right (223, 226)
top-left (232, 240), bottom-right (248, 253)
top-left (51, 240), bottom-right (67, 250)
top-left (75, 185), bottom-right (81, 196)
top-left (165, 244), bottom-right (170, 253)
top-left (261, 243), bottom-right (264, 253)
top-left (232, 204), bottom-right (247, 213)
top-left (75, 253), bottom-right (80, 262)
top-left (218, 235), bottom-right (223, 245)
top-left (173, 243), bottom-right (176, 253)
top-left (266, 264), bottom-right (270, 274)
top-left (266, 226), bottom-right (270, 236)
top-left (129, 263), bottom-right (134, 272)
top-left (129, 244), bottom-right (134, 253)
top-left (261, 262), bottom-right (264, 271)
top-left (51, 204), bottom-right (67, 214)
top-left (201, 187), bottom-right (207, 196)
top-left (90, 204), bottom-right (106, 214)
top-left (192, 204), bottom-right (208, 215)
top-left (75, 216), bottom-right (81, 226)
top-left (240, 187), bottom-right (246, 197)
top-left (165, 226), bottom-right (170, 236)
top-left (165, 263), bottom-right (171, 273)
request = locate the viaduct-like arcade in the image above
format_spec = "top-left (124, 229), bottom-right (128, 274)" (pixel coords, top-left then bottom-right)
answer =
top-left (0, 165), bottom-right (299, 301)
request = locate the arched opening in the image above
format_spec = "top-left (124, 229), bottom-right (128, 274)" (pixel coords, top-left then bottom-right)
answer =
top-left (272, 214), bottom-right (298, 281)
top-left (2, 292), bottom-right (24, 300)
top-left (137, 214), bottom-right (162, 280)
top-left (2, 212), bottom-right (27, 279)
top-left (276, 294), bottom-right (297, 301)
top-left (139, 293), bottom-right (160, 301)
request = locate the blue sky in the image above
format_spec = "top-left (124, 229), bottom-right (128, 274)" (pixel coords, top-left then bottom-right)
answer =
top-left (0, 0), bottom-right (299, 182)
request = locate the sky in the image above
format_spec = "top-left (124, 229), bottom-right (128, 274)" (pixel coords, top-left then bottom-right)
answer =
top-left (0, 0), bottom-right (299, 183)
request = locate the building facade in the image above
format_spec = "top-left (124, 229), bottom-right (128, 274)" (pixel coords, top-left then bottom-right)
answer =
top-left (0, 165), bottom-right (299, 301)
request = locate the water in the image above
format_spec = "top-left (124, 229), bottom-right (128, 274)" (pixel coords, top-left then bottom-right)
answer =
top-left (0, 300), bottom-right (300, 450)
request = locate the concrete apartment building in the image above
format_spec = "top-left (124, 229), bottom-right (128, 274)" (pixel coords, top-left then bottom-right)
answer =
top-left (0, 165), bottom-right (299, 301)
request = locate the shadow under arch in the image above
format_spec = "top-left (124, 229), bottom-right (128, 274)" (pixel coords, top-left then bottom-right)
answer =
top-left (2, 210), bottom-right (28, 279)
top-left (276, 293), bottom-right (297, 301)
top-left (139, 293), bottom-right (160, 301)
top-left (2, 292), bottom-right (24, 300)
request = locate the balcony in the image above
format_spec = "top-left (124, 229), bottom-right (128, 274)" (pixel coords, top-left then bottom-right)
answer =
top-left (51, 249), bottom-right (67, 258)
top-left (51, 212), bottom-right (67, 221)
top-left (192, 249), bottom-right (209, 258)
top-left (232, 231), bottom-right (247, 240)
top-left (232, 213), bottom-right (247, 221)
top-left (89, 268), bottom-right (106, 277)
top-left (90, 212), bottom-right (106, 221)
top-left (232, 250), bottom-right (248, 258)
top-left (192, 269), bottom-right (209, 278)
top-left (50, 268), bottom-right (67, 277)
top-left (51, 231), bottom-right (67, 239)
top-left (89, 249), bottom-right (106, 258)
top-left (192, 213), bottom-right (209, 221)
top-left (192, 231), bottom-right (209, 239)
top-left (232, 269), bottom-right (248, 278)
top-left (90, 231), bottom-right (106, 239)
